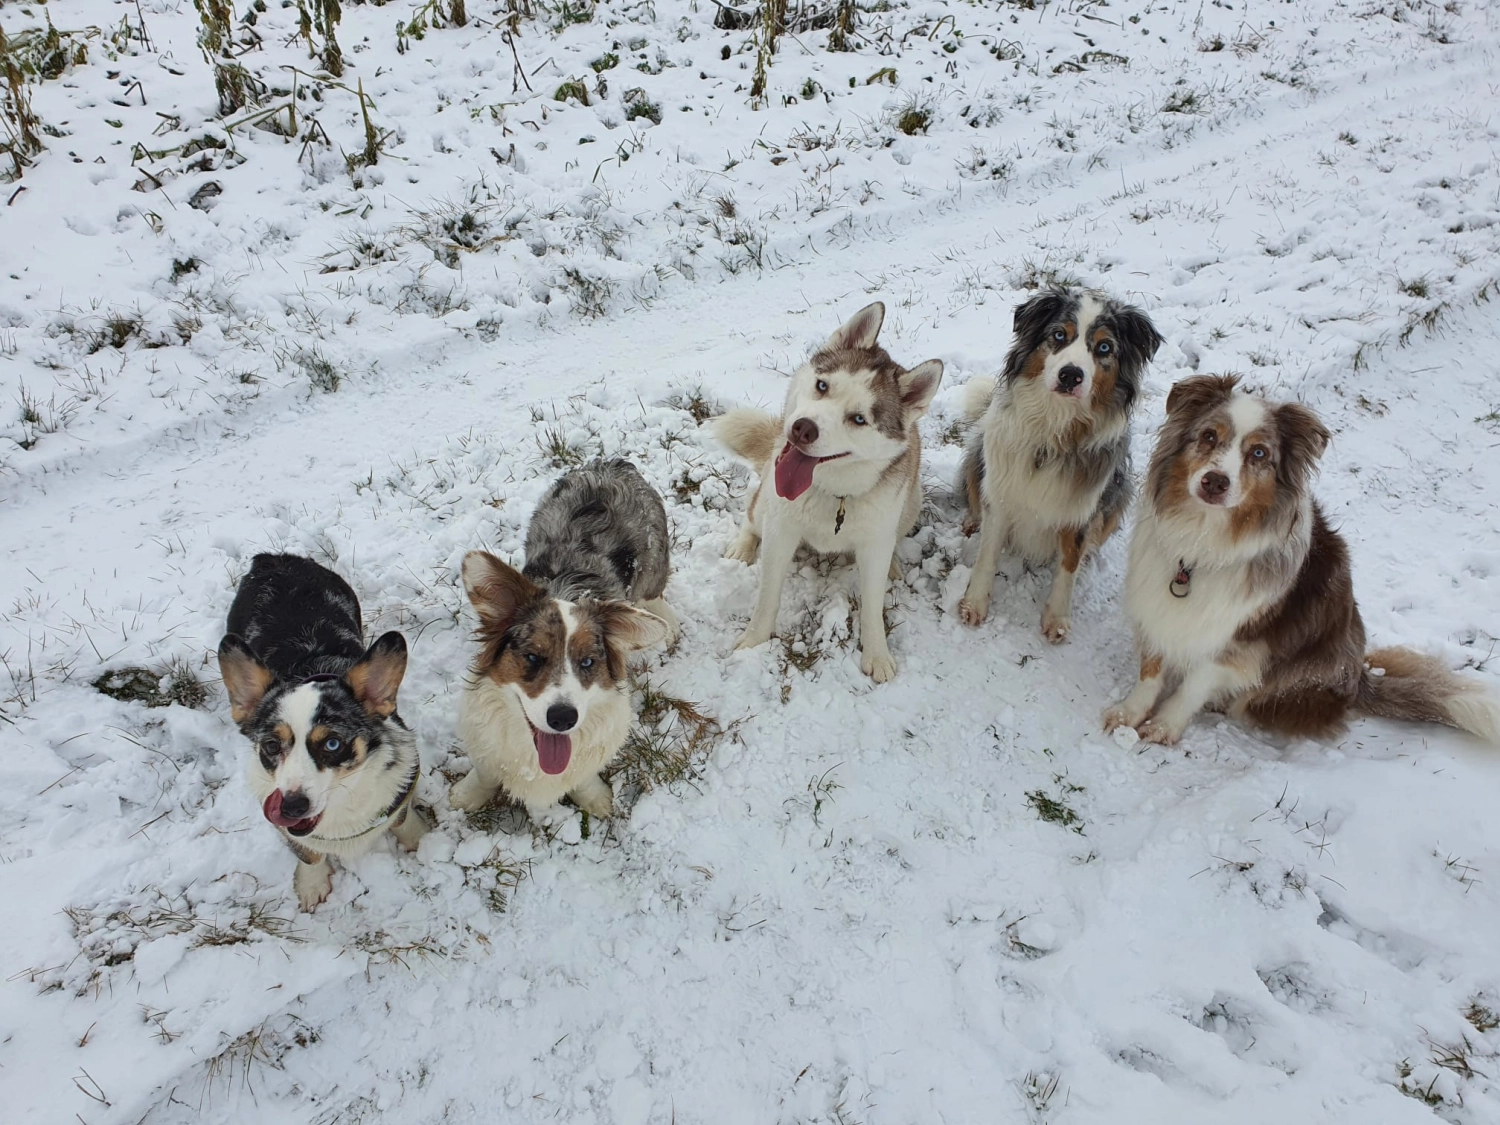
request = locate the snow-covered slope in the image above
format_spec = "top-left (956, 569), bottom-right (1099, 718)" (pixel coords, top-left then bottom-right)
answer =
top-left (2, 1), bottom-right (1499, 1121)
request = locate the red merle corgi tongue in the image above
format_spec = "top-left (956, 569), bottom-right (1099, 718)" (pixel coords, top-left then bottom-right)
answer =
top-left (774, 443), bottom-right (845, 501)
top-left (533, 728), bottom-right (573, 775)
top-left (262, 790), bottom-right (321, 835)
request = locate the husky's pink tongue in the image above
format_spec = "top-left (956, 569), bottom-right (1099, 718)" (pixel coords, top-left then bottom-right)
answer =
top-left (533, 729), bottom-right (573, 775)
top-left (775, 443), bottom-right (820, 501)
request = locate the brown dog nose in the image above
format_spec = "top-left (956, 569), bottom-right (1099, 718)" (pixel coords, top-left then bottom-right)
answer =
top-left (1057, 365), bottom-right (1084, 393)
top-left (790, 417), bottom-right (819, 447)
top-left (1200, 471), bottom-right (1230, 498)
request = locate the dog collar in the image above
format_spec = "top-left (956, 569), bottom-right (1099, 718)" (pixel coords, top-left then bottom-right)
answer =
top-left (1170, 559), bottom-right (1193, 599)
top-left (298, 766), bottom-right (418, 845)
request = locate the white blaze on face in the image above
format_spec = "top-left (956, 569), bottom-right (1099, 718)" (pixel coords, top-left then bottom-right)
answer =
top-left (1192, 393), bottom-right (1270, 509)
top-left (272, 683), bottom-right (339, 813)
top-left (1040, 293), bottom-right (1104, 400)
top-left (506, 602), bottom-right (613, 734)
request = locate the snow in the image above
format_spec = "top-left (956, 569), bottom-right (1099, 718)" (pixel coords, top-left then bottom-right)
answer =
top-left (2, 0), bottom-right (1500, 1121)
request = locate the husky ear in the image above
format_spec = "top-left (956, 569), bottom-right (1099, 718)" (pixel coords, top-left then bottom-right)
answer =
top-left (824, 302), bottom-right (885, 352)
top-left (899, 359), bottom-right (943, 416)
top-left (346, 632), bottom-right (407, 718)
top-left (1165, 374), bottom-right (1239, 419)
top-left (218, 635), bottom-right (274, 726)
top-left (596, 603), bottom-right (671, 672)
top-left (462, 551), bottom-right (541, 634)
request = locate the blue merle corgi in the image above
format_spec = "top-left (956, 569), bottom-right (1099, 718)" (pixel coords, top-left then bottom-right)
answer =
top-left (217, 554), bottom-right (426, 911)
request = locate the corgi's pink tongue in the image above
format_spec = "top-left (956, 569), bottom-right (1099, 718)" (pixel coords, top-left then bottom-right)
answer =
top-left (775, 443), bottom-right (819, 501)
top-left (533, 729), bottom-right (573, 775)
top-left (262, 790), bottom-right (320, 833)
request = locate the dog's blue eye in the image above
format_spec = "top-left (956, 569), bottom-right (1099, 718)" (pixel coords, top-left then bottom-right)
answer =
top-left (851, 413), bottom-right (867, 426)
top-left (1096, 341), bottom-right (1112, 355)
top-left (579, 657), bottom-right (595, 669)
top-left (1052, 329), bottom-right (1067, 343)
top-left (525, 653), bottom-right (542, 667)
top-left (816, 379), bottom-right (829, 393)
top-left (1250, 446), bottom-right (1268, 461)
top-left (325, 737), bottom-right (341, 752)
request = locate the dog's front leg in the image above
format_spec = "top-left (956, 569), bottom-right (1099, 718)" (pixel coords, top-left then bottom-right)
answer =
top-left (1137, 649), bottom-right (1260, 746)
top-left (390, 803), bottom-right (429, 851)
top-left (1041, 527), bottom-right (1086, 644)
top-left (959, 510), bottom-right (1006, 626)
top-left (1103, 649), bottom-right (1165, 733)
top-left (854, 536), bottom-right (899, 682)
top-left (734, 520), bottom-right (799, 651)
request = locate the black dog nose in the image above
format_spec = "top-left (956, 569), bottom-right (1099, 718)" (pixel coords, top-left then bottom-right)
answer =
top-left (1057, 365), bottom-right (1085, 393)
top-left (280, 791), bottom-right (311, 819)
top-left (790, 417), bottom-right (819, 447)
top-left (1201, 471), bottom-right (1230, 497)
top-left (546, 702), bottom-right (578, 732)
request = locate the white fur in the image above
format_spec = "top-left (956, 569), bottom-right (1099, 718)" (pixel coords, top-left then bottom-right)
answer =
top-left (723, 322), bottom-right (941, 683)
top-left (452, 672), bottom-right (629, 822)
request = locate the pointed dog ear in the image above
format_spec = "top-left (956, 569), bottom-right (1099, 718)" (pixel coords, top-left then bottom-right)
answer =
top-left (1165, 374), bottom-right (1239, 419)
top-left (899, 359), bottom-right (943, 415)
top-left (218, 634), bottom-right (274, 726)
top-left (596, 603), bottom-right (671, 675)
top-left (823, 302), bottom-right (885, 352)
top-left (461, 551), bottom-right (541, 635)
top-left (346, 631), bottom-right (407, 718)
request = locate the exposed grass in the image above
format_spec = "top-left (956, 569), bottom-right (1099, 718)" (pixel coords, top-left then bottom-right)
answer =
top-left (623, 87), bottom-right (662, 125)
top-left (554, 78), bottom-right (591, 106)
top-left (1026, 782), bottom-right (1083, 833)
top-left (1464, 999), bottom-right (1499, 1033)
top-left (609, 679), bottom-right (726, 793)
top-left (94, 659), bottom-right (209, 710)
top-left (533, 424), bottom-right (587, 468)
top-left (894, 98), bottom-right (933, 136)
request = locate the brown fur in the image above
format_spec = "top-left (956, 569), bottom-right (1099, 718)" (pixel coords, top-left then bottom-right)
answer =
top-left (1086, 325), bottom-right (1120, 412)
top-left (1058, 527), bottom-right (1086, 574)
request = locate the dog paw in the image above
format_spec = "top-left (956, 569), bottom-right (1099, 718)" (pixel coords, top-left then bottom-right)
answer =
top-left (861, 649), bottom-right (897, 683)
top-left (1040, 611), bottom-right (1070, 645)
top-left (294, 862), bottom-right (333, 913)
top-left (960, 517), bottom-right (979, 537)
top-left (723, 531), bottom-right (760, 564)
top-left (734, 628), bottom-right (771, 652)
top-left (392, 807), bottom-right (429, 851)
top-left (957, 598), bottom-right (989, 627)
top-left (1136, 718), bottom-right (1184, 747)
top-left (568, 776), bottom-right (614, 820)
top-left (449, 772), bottom-right (498, 813)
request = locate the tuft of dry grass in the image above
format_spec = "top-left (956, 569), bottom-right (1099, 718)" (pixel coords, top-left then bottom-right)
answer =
top-left (94, 658), bottom-right (209, 710)
top-left (608, 678), bottom-right (728, 795)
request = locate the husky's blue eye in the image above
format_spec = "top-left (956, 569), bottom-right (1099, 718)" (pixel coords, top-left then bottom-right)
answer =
top-left (851, 413), bottom-right (867, 426)
top-left (325, 737), bottom-right (342, 753)
top-left (816, 379), bottom-right (829, 393)
top-left (579, 657), bottom-right (595, 669)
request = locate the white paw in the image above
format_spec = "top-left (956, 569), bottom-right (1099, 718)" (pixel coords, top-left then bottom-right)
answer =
top-left (392, 808), bottom-right (429, 851)
top-left (1136, 717), bottom-right (1185, 747)
top-left (294, 862), bottom-right (333, 912)
top-left (734, 627), bottom-right (771, 652)
top-left (958, 597), bottom-right (989, 627)
top-left (449, 771), bottom-right (498, 813)
top-left (568, 777), bottom-right (615, 819)
top-left (1101, 704), bottom-right (1137, 734)
top-left (723, 531), bottom-right (760, 564)
top-left (1040, 610), bottom-right (1070, 645)
top-left (861, 648), bottom-right (897, 683)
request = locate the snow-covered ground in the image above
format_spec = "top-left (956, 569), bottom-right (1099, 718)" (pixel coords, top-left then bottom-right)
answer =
top-left (3, 0), bottom-right (1500, 1121)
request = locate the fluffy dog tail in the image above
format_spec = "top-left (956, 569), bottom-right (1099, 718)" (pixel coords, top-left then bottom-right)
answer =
top-left (713, 408), bottom-right (781, 467)
top-left (960, 377), bottom-right (997, 423)
top-left (1355, 647), bottom-right (1500, 743)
